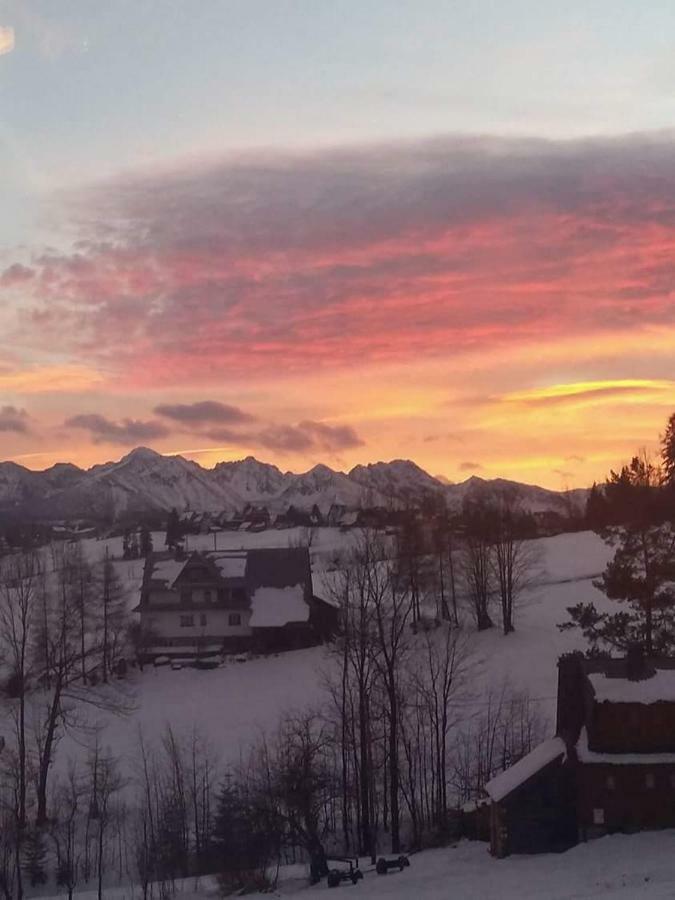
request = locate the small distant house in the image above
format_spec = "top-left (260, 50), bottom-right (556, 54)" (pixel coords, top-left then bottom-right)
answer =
top-left (241, 504), bottom-right (271, 532)
top-left (136, 547), bottom-right (337, 659)
top-left (485, 651), bottom-right (675, 857)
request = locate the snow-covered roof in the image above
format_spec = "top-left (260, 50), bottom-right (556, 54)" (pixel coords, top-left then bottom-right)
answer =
top-left (589, 670), bottom-right (675, 705)
top-left (485, 737), bottom-right (566, 802)
top-left (576, 727), bottom-right (675, 765)
top-left (249, 585), bottom-right (309, 628)
top-left (211, 553), bottom-right (247, 579)
top-left (152, 557), bottom-right (188, 588)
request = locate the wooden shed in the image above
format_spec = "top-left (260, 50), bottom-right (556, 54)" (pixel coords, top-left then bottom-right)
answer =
top-left (485, 737), bottom-right (577, 857)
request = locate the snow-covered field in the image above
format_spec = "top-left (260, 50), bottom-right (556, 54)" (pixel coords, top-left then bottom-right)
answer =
top-left (23, 527), bottom-right (649, 899)
top-left (40, 830), bottom-right (675, 899)
top-left (50, 527), bottom-right (614, 778)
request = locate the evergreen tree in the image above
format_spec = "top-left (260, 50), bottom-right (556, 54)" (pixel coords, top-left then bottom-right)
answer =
top-left (139, 526), bottom-right (153, 557)
top-left (129, 531), bottom-right (139, 559)
top-left (662, 411), bottom-right (675, 485)
top-left (165, 509), bottom-right (182, 550)
top-left (561, 454), bottom-right (675, 655)
top-left (585, 482), bottom-right (609, 530)
top-left (212, 776), bottom-right (279, 889)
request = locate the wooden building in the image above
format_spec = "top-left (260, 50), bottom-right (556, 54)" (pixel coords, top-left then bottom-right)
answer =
top-left (485, 651), bottom-right (675, 856)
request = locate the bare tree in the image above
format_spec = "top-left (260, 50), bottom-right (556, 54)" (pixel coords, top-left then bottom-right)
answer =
top-left (86, 737), bottom-right (123, 900)
top-left (370, 540), bottom-right (412, 853)
top-left (327, 532), bottom-right (381, 859)
top-left (460, 501), bottom-right (494, 631)
top-left (410, 625), bottom-right (472, 829)
top-left (453, 684), bottom-right (547, 804)
top-left (490, 491), bottom-right (542, 634)
top-left (50, 763), bottom-right (85, 900)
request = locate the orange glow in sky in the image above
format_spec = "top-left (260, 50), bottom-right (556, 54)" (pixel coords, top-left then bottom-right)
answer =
top-left (3, 134), bottom-right (675, 488)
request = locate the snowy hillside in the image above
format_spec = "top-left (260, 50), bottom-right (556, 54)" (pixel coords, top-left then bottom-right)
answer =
top-left (350, 458), bottom-right (445, 503)
top-left (51, 529), bottom-right (612, 786)
top-left (39, 829), bottom-right (675, 899)
top-left (12, 527), bottom-right (637, 900)
top-left (274, 463), bottom-right (386, 514)
top-left (211, 455), bottom-right (287, 503)
top-left (445, 474), bottom-right (588, 517)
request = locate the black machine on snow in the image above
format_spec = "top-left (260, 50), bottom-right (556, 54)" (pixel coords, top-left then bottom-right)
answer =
top-left (375, 854), bottom-right (410, 875)
top-left (325, 856), bottom-right (364, 887)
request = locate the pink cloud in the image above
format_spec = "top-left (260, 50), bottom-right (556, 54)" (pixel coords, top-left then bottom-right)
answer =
top-left (7, 132), bottom-right (675, 387)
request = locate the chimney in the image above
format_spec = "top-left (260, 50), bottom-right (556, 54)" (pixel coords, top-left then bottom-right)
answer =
top-left (556, 652), bottom-right (586, 743)
top-left (625, 643), bottom-right (655, 681)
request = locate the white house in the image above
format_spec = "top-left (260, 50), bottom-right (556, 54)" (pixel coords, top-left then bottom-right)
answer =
top-left (136, 547), bottom-right (337, 658)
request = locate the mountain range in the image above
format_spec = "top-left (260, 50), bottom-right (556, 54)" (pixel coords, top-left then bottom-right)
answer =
top-left (0, 447), bottom-right (588, 522)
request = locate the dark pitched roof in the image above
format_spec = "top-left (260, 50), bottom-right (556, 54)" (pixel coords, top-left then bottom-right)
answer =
top-left (245, 547), bottom-right (312, 592)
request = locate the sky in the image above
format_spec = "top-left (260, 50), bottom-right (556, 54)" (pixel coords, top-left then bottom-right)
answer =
top-left (2, 1), bottom-right (675, 488)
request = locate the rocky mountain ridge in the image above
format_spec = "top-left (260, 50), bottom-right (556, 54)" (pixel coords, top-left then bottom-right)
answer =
top-left (0, 447), bottom-right (588, 521)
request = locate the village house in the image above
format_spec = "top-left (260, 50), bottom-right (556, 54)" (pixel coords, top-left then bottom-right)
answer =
top-left (136, 547), bottom-right (338, 659)
top-left (485, 650), bottom-right (675, 857)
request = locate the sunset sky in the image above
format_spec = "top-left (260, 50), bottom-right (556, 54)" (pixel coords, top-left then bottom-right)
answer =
top-left (2, 1), bottom-right (675, 488)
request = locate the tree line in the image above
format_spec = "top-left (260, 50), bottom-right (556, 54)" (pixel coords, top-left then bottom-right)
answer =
top-left (564, 412), bottom-right (675, 656)
top-left (0, 543), bottom-right (134, 899)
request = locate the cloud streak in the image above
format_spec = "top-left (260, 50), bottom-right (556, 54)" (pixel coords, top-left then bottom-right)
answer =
top-left (154, 400), bottom-right (255, 426)
top-left (500, 379), bottom-right (675, 408)
top-left (65, 414), bottom-right (170, 445)
top-left (0, 406), bottom-right (29, 433)
top-left (7, 131), bottom-right (675, 388)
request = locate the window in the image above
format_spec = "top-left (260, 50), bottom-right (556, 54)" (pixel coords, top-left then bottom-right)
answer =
top-left (179, 615), bottom-right (194, 627)
top-left (200, 614), bottom-right (207, 626)
top-left (204, 589), bottom-right (212, 603)
top-left (646, 772), bottom-right (655, 789)
top-left (669, 773), bottom-right (675, 789)
top-left (180, 589), bottom-right (192, 605)
top-left (606, 775), bottom-right (616, 791)
top-left (232, 588), bottom-right (246, 604)
top-left (218, 588), bottom-right (229, 604)
top-left (592, 808), bottom-right (605, 825)
top-left (228, 613), bottom-right (242, 627)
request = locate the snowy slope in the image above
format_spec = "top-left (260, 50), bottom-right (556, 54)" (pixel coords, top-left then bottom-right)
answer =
top-left (445, 475), bottom-right (588, 516)
top-left (39, 826), bottom-right (675, 899)
top-left (211, 455), bottom-right (287, 503)
top-left (275, 463), bottom-right (384, 514)
top-left (349, 458), bottom-right (444, 503)
top-left (0, 461), bottom-right (46, 508)
top-left (86, 447), bottom-right (244, 515)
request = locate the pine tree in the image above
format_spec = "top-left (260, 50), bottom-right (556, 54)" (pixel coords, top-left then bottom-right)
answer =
top-left (662, 411), bottom-right (675, 485)
top-left (139, 526), bottom-right (153, 557)
top-left (129, 531), bottom-right (139, 559)
top-left (561, 454), bottom-right (675, 655)
top-left (165, 509), bottom-right (182, 550)
top-left (585, 482), bottom-right (609, 530)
